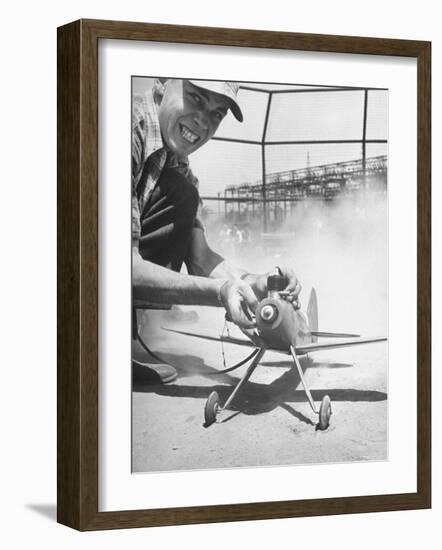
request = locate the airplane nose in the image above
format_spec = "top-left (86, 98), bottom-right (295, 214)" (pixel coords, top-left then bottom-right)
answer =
top-left (260, 304), bottom-right (278, 323)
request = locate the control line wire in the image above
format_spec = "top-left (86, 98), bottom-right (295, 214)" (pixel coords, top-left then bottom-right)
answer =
top-left (206, 347), bottom-right (260, 374)
top-left (135, 331), bottom-right (260, 375)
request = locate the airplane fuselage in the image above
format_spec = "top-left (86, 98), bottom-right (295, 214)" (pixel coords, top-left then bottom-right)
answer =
top-left (256, 296), bottom-right (312, 351)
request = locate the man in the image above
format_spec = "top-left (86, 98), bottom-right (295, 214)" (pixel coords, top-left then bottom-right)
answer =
top-left (132, 78), bottom-right (301, 383)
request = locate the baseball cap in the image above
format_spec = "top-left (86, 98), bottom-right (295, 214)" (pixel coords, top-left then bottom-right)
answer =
top-left (189, 80), bottom-right (243, 122)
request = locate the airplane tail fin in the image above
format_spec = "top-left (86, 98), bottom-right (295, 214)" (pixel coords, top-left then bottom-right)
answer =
top-left (307, 288), bottom-right (318, 342)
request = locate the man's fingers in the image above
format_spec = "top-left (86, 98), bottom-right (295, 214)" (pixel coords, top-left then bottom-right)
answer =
top-left (230, 300), bottom-right (256, 329)
top-left (278, 267), bottom-right (300, 293)
top-left (223, 274), bottom-right (302, 329)
top-left (237, 316), bottom-right (256, 329)
top-left (279, 268), bottom-right (301, 309)
top-left (241, 300), bottom-right (254, 322)
top-left (285, 279), bottom-right (301, 297)
top-left (225, 283), bottom-right (258, 329)
top-left (240, 283), bottom-right (259, 313)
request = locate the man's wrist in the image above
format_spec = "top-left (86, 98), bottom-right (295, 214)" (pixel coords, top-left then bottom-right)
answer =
top-left (215, 279), bottom-right (229, 306)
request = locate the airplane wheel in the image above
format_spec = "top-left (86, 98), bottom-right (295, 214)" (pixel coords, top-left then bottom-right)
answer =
top-left (204, 391), bottom-right (220, 426)
top-left (318, 395), bottom-right (332, 431)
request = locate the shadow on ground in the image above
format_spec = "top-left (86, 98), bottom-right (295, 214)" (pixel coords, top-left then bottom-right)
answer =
top-left (261, 360), bottom-right (354, 369)
top-left (134, 351), bottom-right (239, 385)
top-left (26, 504), bottom-right (57, 521)
top-left (133, 352), bottom-right (387, 420)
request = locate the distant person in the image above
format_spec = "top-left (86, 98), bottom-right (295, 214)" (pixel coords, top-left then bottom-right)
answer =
top-left (219, 224), bottom-right (232, 249)
top-left (232, 224), bottom-right (243, 245)
top-left (132, 78), bottom-right (301, 383)
top-left (242, 225), bottom-right (250, 243)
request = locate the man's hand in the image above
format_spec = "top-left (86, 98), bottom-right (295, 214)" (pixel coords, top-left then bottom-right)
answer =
top-left (219, 280), bottom-right (259, 329)
top-left (244, 266), bottom-right (302, 309)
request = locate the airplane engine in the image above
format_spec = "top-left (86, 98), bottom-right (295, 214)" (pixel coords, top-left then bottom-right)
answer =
top-left (256, 297), bottom-right (297, 350)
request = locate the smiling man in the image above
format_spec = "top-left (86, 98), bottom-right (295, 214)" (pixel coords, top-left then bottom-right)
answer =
top-left (157, 80), bottom-right (235, 155)
top-left (132, 78), bottom-right (300, 383)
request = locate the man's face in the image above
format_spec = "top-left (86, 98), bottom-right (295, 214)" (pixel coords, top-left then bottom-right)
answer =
top-left (158, 80), bottom-right (229, 157)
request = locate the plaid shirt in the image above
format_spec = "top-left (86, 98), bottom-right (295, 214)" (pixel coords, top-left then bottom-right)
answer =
top-left (132, 80), bottom-right (201, 243)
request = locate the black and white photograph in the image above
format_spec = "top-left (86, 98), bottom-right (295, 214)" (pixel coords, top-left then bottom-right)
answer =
top-left (3, 0), bottom-right (435, 543)
top-left (131, 75), bottom-right (388, 474)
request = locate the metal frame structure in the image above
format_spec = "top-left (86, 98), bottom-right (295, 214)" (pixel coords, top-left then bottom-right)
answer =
top-left (203, 85), bottom-right (388, 231)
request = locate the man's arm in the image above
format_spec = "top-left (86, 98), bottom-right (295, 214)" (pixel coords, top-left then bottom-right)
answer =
top-left (185, 227), bottom-right (302, 307)
top-left (185, 227), bottom-right (247, 280)
top-left (133, 246), bottom-right (225, 307)
top-left (133, 247), bottom-right (258, 328)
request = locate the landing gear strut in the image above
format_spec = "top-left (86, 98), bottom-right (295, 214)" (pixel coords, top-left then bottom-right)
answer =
top-left (203, 348), bottom-right (266, 425)
top-left (204, 345), bottom-right (332, 430)
top-left (290, 346), bottom-right (332, 430)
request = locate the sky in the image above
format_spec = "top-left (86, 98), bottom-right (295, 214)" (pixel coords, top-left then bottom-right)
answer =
top-left (132, 77), bottom-right (388, 196)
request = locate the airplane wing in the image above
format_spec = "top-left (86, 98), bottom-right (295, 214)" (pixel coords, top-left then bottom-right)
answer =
top-left (295, 336), bottom-right (387, 354)
top-left (163, 328), bottom-right (387, 355)
top-left (162, 327), bottom-right (257, 349)
top-left (311, 331), bottom-right (360, 338)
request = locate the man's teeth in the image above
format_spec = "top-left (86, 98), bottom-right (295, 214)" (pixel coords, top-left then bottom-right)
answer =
top-left (180, 125), bottom-right (199, 144)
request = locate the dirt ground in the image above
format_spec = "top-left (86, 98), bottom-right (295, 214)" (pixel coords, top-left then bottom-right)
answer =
top-left (132, 198), bottom-right (388, 473)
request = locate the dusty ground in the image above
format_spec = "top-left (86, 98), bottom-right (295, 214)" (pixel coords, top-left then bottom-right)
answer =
top-left (132, 197), bottom-right (388, 473)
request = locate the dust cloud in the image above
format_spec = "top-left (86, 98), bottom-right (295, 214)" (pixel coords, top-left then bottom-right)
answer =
top-left (205, 188), bottom-right (388, 336)
top-left (138, 187), bottom-right (388, 343)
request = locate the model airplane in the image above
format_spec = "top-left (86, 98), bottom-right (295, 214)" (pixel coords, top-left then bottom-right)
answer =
top-left (164, 268), bottom-right (387, 430)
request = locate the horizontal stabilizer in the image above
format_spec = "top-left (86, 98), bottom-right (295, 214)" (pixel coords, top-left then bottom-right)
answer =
top-left (163, 327), bottom-right (257, 349)
top-left (296, 336), bottom-right (387, 354)
top-left (311, 331), bottom-right (360, 338)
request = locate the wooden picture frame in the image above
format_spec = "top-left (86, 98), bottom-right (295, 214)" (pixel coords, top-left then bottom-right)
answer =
top-left (57, 18), bottom-right (431, 530)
